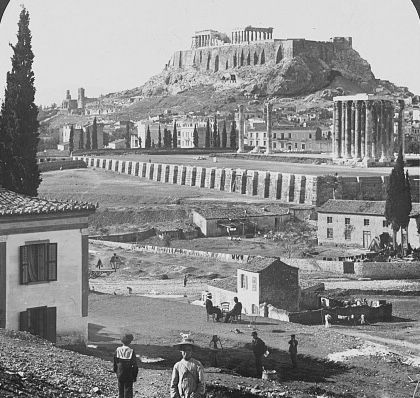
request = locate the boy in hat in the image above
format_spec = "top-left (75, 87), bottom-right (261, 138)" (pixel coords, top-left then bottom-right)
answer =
top-left (288, 334), bottom-right (298, 368)
top-left (113, 333), bottom-right (139, 398)
top-left (170, 333), bottom-right (205, 398)
top-left (251, 331), bottom-right (267, 378)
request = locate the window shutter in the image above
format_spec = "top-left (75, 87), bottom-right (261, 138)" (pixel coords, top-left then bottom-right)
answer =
top-left (19, 310), bottom-right (29, 332)
top-left (47, 243), bottom-right (57, 281)
top-left (46, 307), bottom-right (57, 343)
top-left (37, 244), bottom-right (46, 281)
top-left (20, 246), bottom-right (29, 284)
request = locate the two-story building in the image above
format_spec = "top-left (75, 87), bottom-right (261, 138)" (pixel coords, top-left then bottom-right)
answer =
top-left (317, 200), bottom-right (420, 248)
top-left (207, 257), bottom-right (299, 316)
top-left (0, 188), bottom-right (96, 343)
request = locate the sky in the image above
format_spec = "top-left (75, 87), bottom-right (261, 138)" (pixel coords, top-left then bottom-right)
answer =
top-left (0, 0), bottom-right (419, 106)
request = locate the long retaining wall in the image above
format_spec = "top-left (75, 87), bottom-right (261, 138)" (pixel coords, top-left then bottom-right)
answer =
top-left (75, 156), bottom-right (420, 205)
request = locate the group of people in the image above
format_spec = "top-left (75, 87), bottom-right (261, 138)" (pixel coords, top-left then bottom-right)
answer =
top-left (205, 293), bottom-right (242, 323)
top-left (114, 330), bottom-right (300, 397)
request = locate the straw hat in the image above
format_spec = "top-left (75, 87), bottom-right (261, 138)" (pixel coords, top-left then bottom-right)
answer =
top-left (173, 333), bottom-right (199, 348)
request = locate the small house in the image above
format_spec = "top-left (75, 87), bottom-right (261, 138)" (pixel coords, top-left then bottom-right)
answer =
top-left (0, 188), bottom-right (96, 343)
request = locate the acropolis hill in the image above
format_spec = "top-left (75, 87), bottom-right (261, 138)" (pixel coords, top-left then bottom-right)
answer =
top-left (136, 25), bottom-right (395, 100)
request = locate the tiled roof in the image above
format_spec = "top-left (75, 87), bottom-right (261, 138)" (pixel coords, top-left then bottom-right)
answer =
top-left (194, 206), bottom-right (289, 220)
top-left (0, 188), bottom-right (96, 217)
top-left (208, 276), bottom-right (237, 292)
top-left (317, 200), bottom-right (420, 217)
top-left (238, 256), bottom-right (279, 273)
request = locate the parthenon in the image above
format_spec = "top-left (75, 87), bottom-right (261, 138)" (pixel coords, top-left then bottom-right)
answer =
top-left (332, 94), bottom-right (405, 165)
top-left (231, 26), bottom-right (273, 44)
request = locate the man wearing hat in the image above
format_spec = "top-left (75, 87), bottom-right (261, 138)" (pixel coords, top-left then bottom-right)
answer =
top-left (205, 293), bottom-right (223, 322)
top-left (113, 333), bottom-right (139, 398)
top-left (288, 334), bottom-right (298, 368)
top-left (251, 331), bottom-right (267, 378)
top-left (170, 333), bottom-right (205, 398)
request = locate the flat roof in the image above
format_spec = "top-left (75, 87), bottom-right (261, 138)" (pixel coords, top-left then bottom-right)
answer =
top-left (193, 207), bottom-right (289, 220)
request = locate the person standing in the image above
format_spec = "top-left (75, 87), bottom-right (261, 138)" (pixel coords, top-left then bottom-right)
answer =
top-left (251, 331), bottom-right (266, 378)
top-left (205, 293), bottom-right (223, 322)
top-left (209, 335), bottom-right (223, 367)
top-left (113, 333), bottom-right (139, 398)
top-left (324, 313), bottom-right (332, 328)
top-left (288, 334), bottom-right (298, 368)
top-left (110, 253), bottom-right (119, 270)
top-left (171, 334), bottom-right (205, 398)
top-left (183, 274), bottom-right (188, 287)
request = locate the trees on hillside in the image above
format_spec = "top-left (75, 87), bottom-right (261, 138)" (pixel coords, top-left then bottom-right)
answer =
top-left (205, 119), bottom-right (210, 148)
top-left (193, 124), bottom-right (199, 148)
top-left (213, 116), bottom-right (219, 148)
top-left (221, 120), bottom-right (227, 148)
top-left (172, 122), bottom-right (178, 148)
top-left (384, 147), bottom-right (412, 254)
top-left (91, 117), bottom-right (98, 149)
top-left (230, 120), bottom-right (237, 149)
top-left (0, 7), bottom-right (40, 195)
top-left (145, 125), bottom-right (151, 149)
top-left (69, 125), bottom-right (74, 153)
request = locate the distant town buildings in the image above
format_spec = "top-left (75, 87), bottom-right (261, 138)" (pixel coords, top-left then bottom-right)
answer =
top-left (58, 122), bottom-right (104, 151)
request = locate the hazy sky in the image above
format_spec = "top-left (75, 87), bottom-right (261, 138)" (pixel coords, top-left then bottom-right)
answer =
top-left (0, 0), bottom-right (419, 106)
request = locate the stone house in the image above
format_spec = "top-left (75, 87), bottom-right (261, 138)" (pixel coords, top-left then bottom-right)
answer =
top-left (192, 207), bottom-right (290, 237)
top-left (0, 188), bottom-right (96, 343)
top-left (317, 199), bottom-right (420, 248)
top-left (107, 139), bottom-right (127, 149)
top-left (207, 256), bottom-right (299, 316)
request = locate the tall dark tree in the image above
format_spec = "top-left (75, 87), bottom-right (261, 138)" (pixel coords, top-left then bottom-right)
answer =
top-left (172, 121), bottom-right (178, 148)
top-left (193, 124), bottom-right (199, 148)
top-left (230, 120), bottom-right (237, 149)
top-left (145, 125), bottom-right (151, 149)
top-left (69, 125), bottom-right (74, 153)
top-left (221, 120), bottom-right (227, 148)
top-left (125, 123), bottom-right (131, 148)
top-left (213, 116), bottom-right (219, 148)
top-left (384, 147), bottom-right (412, 254)
top-left (85, 127), bottom-right (91, 150)
top-left (205, 118), bottom-right (211, 148)
top-left (138, 136), bottom-right (142, 148)
top-left (0, 7), bottom-right (41, 195)
top-left (79, 129), bottom-right (84, 149)
top-left (158, 124), bottom-right (162, 148)
top-left (103, 131), bottom-right (109, 147)
top-left (91, 117), bottom-right (98, 149)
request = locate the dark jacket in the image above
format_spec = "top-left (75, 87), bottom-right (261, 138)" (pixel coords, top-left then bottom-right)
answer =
top-left (252, 337), bottom-right (266, 357)
top-left (205, 299), bottom-right (213, 312)
top-left (231, 302), bottom-right (242, 315)
top-left (113, 346), bottom-right (139, 382)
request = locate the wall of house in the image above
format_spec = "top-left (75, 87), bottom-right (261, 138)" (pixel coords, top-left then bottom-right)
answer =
top-left (236, 269), bottom-right (260, 315)
top-left (259, 262), bottom-right (300, 312)
top-left (3, 224), bottom-right (88, 344)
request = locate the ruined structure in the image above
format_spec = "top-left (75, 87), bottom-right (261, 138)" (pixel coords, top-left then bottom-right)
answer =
top-left (332, 94), bottom-right (405, 165)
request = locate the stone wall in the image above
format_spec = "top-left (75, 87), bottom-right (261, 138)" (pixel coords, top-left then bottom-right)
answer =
top-left (75, 156), bottom-right (419, 206)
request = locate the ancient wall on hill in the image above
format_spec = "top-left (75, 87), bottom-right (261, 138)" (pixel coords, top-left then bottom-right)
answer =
top-left (75, 157), bottom-right (420, 205)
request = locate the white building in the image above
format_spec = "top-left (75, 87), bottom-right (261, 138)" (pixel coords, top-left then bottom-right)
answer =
top-left (0, 188), bottom-right (96, 343)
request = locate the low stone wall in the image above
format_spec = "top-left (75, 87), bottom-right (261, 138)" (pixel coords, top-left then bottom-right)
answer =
top-left (354, 261), bottom-right (420, 279)
top-left (90, 229), bottom-right (156, 243)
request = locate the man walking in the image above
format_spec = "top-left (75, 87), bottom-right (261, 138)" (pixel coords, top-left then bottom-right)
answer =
top-left (251, 331), bottom-right (266, 378)
top-left (288, 334), bottom-right (298, 368)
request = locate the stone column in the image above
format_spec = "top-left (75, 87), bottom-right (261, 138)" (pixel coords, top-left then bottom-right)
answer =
top-left (371, 102), bottom-right (378, 160)
top-left (364, 100), bottom-right (373, 163)
top-left (351, 101), bottom-right (356, 158)
top-left (265, 102), bottom-right (273, 155)
top-left (360, 101), bottom-right (366, 159)
top-left (237, 104), bottom-right (245, 153)
top-left (380, 102), bottom-right (389, 162)
top-left (354, 101), bottom-right (361, 160)
top-left (387, 102), bottom-right (395, 159)
top-left (333, 101), bottom-right (342, 158)
top-left (345, 100), bottom-right (352, 159)
top-left (397, 100), bottom-right (405, 155)
top-left (341, 101), bottom-right (347, 157)
top-left (251, 30), bottom-right (254, 41)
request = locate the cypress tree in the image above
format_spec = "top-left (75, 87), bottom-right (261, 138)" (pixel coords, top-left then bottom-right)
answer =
top-left (205, 119), bottom-right (210, 148)
top-left (221, 120), bottom-right (227, 148)
top-left (145, 125), bottom-right (151, 149)
top-left (384, 147), bottom-right (412, 254)
top-left (69, 125), bottom-right (74, 153)
top-left (172, 121), bottom-right (178, 148)
top-left (158, 124), bottom-right (162, 148)
top-left (85, 127), bottom-right (91, 150)
top-left (125, 123), bottom-right (131, 148)
top-left (79, 128), bottom-right (84, 149)
top-left (230, 120), bottom-right (237, 149)
top-left (0, 7), bottom-right (41, 195)
top-left (193, 124), bottom-right (199, 148)
top-left (91, 117), bottom-right (98, 149)
top-left (213, 116), bottom-right (219, 148)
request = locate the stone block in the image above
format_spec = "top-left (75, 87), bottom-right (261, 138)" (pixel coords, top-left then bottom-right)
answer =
top-left (185, 166), bottom-right (197, 186)
top-left (131, 161), bottom-right (138, 176)
top-left (246, 171), bottom-right (258, 196)
top-left (169, 165), bottom-right (178, 183)
top-left (140, 162), bottom-right (147, 178)
top-left (215, 168), bottom-right (226, 191)
top-left (269, 172), bottom-right (282, 200)
top-left (293, 175), bottom-right (303, 203)
top-left (257, 171), bottom-right (270, 198)
top-left (118, 161), bottom-right (125, 174)
top-left (204, 168), bottom-right (216, 189)
top-left (98, 158), bottom-right (105, 168)
top-left (196, 167), bottom-right (206, 188)
top-left (112, 159), bottom-right (119, 172)
top-left (280, 173), bottom-right (291, 202)
top-left (161, 164), bottom-right (170, 182)
top-left (234, 169), bottom-right (247, 194)
top-left (177, 165), bottom-right (187, 185)
top-left (105, 159), bottom-right (111, 170)
top-left (304, 175), bottom-right (317, 205)
top-left (153, 164), bottom-right (162, 181)
top-left (224, 169), bottom-right (236, 193)
top-left (146, 163), bottom-right (154, 179)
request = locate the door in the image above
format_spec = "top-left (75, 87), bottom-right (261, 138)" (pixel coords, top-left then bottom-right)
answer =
top-left (20, 306), bottom-right (56, 343)
top-left (363, 231), bottom-right (371, 248)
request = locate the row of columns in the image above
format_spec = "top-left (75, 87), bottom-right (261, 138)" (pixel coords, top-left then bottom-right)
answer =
top-left (333, 99), bottom-right (404, 163)
top-left (193, 34), bottom-right (217, 48)
top-left (231, 28), bottom-right (273, 44)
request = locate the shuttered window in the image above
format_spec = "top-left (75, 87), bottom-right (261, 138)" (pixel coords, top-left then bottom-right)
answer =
top-left (20, 243), bottom-right (57, 284)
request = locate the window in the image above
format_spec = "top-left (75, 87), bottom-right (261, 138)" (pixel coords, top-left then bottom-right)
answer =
top-left (263, 133), bottom-right (266, 138)
top-left (327, 228), bottom-right (333, 239)
top-left (345, 218), bottom-right (350, 225)
top-left (20, 243), bottom-right (57, 284)
top-left (294, 143), bottom-right (297, 149)
top-left (327, 216), bottom-right (332, 224)
top-left (281, 133), bottom-right (284, 139)
top-left (273, 143), bottom-right (276, 148)
top-left (344, 228), bottom-right (351, 240)
top-left (301, 143), bottom-right (306, 150)
top-left (250, 141), bottom-right (253, 146)
top-left (383, 220), bottom-right (389, 227)
top-left (273, 133), bottom-right (276, 139)
top-left (364, 219), bottom-right (370, 226)
top-left (240, 274), bottom-right (248, 289)
top-left (252, 276), bottom-right (257, 292)
top-left (309, 134), bottom-right (312, 139)
top-left (263, 141), bottom-right (266, 146)
top-left (288, 133), bottom-right (292, 139)
top-left (178, 131), bottom-right (181, 137)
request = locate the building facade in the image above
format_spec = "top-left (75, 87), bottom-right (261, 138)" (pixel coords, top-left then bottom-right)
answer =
top-left (0, 189), bottom-right (96, 343)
